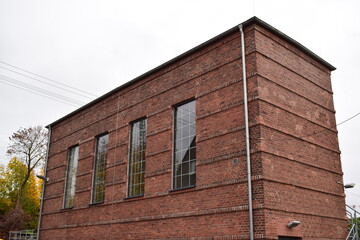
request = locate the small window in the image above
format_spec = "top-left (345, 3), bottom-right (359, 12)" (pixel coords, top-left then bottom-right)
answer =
top-left (64, 145), bottom-right (79, 208)
top-left (92, 134), bottom-right (109, 203)
top-left (173, 100), bottom-right (196, 189)
top-left (128, 118), bottom-right (147, 197)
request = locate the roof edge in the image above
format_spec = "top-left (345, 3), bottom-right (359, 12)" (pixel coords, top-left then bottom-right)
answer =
top-left (47, 16), bottom-right (336, 128)
top-left (247, 17), bottom-right (336, 71)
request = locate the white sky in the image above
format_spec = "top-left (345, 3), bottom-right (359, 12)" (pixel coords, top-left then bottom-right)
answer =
top-left (0, 0), bottom-right (359, 207)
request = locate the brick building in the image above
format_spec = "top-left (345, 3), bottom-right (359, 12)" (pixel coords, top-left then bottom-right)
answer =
top-left (39, 17), bottom-right (347, 239)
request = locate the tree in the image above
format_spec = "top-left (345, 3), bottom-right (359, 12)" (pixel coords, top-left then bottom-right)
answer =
top-left (0, 164), bottom-right (12, 215)
top-left (6, 126), bottom-right (48, 208)
top-left (0, 126), bottom-right (47, 238)
top-left (0, 158), bottom-right (42, 237)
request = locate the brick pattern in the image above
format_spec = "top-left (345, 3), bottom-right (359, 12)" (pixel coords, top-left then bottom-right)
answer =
top-left (40, 22), bottom-right (347, 239)
top-left (253, 25), bottom-right (347, 239)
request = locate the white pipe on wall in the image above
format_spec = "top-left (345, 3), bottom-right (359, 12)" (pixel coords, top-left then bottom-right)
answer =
top-left (238, 24), bottom-right (254, 240)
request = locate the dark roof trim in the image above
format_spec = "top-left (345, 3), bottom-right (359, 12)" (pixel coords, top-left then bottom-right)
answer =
top-left (47, 16), bottom-right (336, 127)
top-left (247, 17), bottom-right (336, 71)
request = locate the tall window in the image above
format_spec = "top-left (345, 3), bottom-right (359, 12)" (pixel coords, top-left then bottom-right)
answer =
top-left (92, 134), bottom-right (108, 203)
top-left (173, 100), bottom-right (196, 189)
top-left (128, 119), bottom-right (147, 197)
top-left (64, 146), bottom-right (79, 208)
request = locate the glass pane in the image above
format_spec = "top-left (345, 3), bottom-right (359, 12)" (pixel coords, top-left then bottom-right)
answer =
top-left (190, 173), bottom-right (196, 186)
top-left (141, 161), bottom-right (145, 172)
top-left (92, 134), bottom-right (108, 203)
top-left (182, 174), bottom-right (189, 187)
top-left (182, 161), bottom-right (189, 175)
top-left (64, 146), bottom-right (79, 208)
top-left (175, 176), bottom-right (182, 189)
top-left (190, 136), bottom-right (196, 148)
top-left (188, 101), bottom-right (195, 113)
top-left (190, 160), bottom-right (196, 173)
top-left (175, 139), bottom-right (182, 152)
top-left (183, 126), bottom-right (190, 137)
top-left (176, 117), bottom-right (185, 130)
top-left (175, 151), bottom-right (181, 164)
top-left (175, 163), bottom-right (182, 176)
top-left (182, 102), bottom-right (189, 113)
top-left (190, 147), bottom-right (196, 161)
top-left (128, 119), bottom-right (147, 197)
top-left (181, 137), bottom-right (189, 151)
top-left (190, 124), bottom-right (196, 136)
top-left (173, 100), bottom-right (196, 189)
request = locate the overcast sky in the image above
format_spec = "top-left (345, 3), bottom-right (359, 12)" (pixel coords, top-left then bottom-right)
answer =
top-left (0, 0), bottom-right (359, 207)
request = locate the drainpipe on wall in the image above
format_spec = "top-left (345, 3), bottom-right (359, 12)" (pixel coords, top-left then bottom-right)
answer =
top-left (36, 126), bottom-right (51, 240)
top-left (238, 24), bottom-right (254, 240)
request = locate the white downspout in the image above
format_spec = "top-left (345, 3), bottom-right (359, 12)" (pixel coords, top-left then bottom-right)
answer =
top-left (37, 126), bottom-right (51, 240)
top-left (238, 24), bottom-right (254, 240)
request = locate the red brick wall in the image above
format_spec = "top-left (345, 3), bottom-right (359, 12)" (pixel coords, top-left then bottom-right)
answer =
top-left (253, 25), bottom-right (347, 239)
top-left (40, 22), bottom-right (346, 240)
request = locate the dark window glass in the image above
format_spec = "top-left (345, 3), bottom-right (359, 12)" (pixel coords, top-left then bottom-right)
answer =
top-left (128, 119), bottom-right (147, 197)
top-left (173, 100), bottom-right (196, 189)
top-left (64, 146), bottom-right (79, 208)
top-left (92, 134), bottom-right (108, 203)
